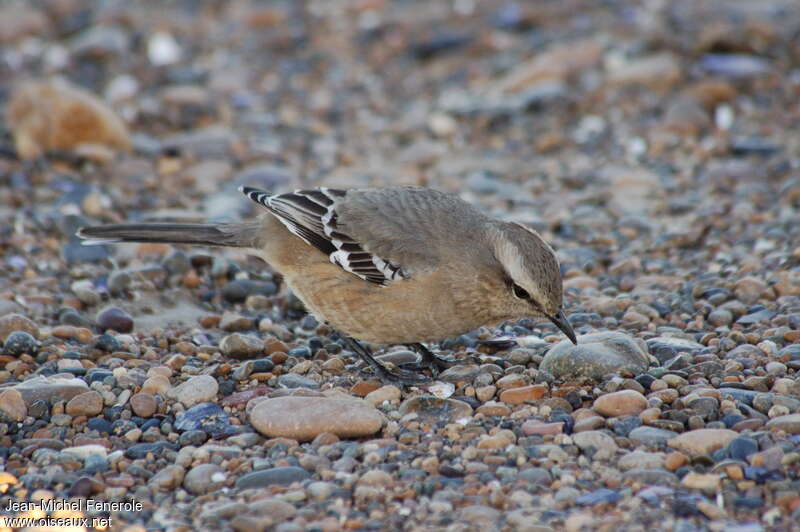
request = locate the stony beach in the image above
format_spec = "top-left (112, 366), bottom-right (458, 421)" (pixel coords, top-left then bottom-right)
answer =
top-left (0, 0), bottom-right (799, 531)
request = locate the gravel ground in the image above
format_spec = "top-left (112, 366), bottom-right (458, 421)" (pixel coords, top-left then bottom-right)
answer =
top-left (1, 1), bottom-right (800, 531)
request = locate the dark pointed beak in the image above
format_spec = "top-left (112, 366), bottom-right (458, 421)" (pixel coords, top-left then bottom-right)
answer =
top-left (549, 309), bottom-right (577, 345)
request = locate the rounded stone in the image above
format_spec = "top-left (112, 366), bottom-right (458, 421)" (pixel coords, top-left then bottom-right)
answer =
top-left (572, 430), bottom-right (618, 460)
top-left (130, 393), bottom-right (158, 418)
top-left (141, 374), bottom-right (171, 395)
top-left (70, 279), bottom-right (101, 305)
top-left (222, 280), bottom-right (278, 304)
top-left (170, 375), bottom-right (218, 407)
top-left (3, 331), bottom-right (38, 356)
top-left (668, 428), bottom-right (738, 455)
top-left (220, 333), bottom-right (264, 359)
top-left (541, 331), bottom-right (649, 379)
top-left (398, 396), bottom-right (473, 423)
top-left (11, 375), bottom-right (89, 405)
top-left (236, 466), bottom-right (310, 489)
top-left (66, 391), bottom-right (104, 417)
top-left (249, 396), bottom-right (383, 442)
top-left (0, 389), bottom-right (27, 421)
top-left (499, 385), bottom-right (548, 405)
top-left (593, 390), bottom-right (648, 417)
top-left (0, 313), bottom-right (39, 342)
top-left (765, 414), bottom-right (800, 434)
top-left (364, 385), bottom-right (401, 407)
top-left (183, 463), bottom-right (225, 495)
top-left (96, 307), bottom-right (134, 333)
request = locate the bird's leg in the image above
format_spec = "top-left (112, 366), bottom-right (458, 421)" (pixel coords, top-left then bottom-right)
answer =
top-left (342, 337), bottom-right (428, 385)
top-left (405, 343), bottom-right (460, 373)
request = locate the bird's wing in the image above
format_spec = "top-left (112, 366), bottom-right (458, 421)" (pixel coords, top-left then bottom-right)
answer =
top-left (240, 186), bottom-right (406, 285)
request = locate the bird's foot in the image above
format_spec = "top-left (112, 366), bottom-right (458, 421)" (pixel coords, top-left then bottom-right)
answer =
top-left (398, 343), bottom-right (462, 376)
top-left (343, 337), bottom-right (428, 385)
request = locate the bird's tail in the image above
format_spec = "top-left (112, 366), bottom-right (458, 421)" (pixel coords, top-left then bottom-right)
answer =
top-left (76, 222), bottom-right (261, 248)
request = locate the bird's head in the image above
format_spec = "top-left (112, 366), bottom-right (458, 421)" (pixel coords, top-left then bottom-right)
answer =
top-left (491, 222), bottom-right (576, 344)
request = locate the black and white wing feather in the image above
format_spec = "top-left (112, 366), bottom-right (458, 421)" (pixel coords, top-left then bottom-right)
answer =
top-left (240, 186), bottom-right (405, 285)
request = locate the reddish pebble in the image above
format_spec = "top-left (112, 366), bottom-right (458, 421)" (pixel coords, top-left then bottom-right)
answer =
top-left (498, 385), bottom-right (548, 405)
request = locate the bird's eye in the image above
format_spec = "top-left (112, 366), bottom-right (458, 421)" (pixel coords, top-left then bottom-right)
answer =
top-left (512, 283), bottom-right (530, 300)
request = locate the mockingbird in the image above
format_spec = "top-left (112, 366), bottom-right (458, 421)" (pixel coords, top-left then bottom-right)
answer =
top-left (78, 186), bottom-right (576, 383)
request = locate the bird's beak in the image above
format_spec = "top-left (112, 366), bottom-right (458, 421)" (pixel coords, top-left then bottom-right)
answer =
top-left (549, 309), bottom-right (577, 345)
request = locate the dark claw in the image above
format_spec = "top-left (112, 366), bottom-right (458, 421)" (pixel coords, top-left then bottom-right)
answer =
top-left (343, 337), bottom-right (428, 385)
top-left (401, 343), bottom-right (460, 377)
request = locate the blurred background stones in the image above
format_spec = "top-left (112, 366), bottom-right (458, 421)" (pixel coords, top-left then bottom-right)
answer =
top-left (0, 0), bottom-right (799, 530)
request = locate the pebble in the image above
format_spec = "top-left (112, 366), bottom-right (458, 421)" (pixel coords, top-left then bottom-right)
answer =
top-left (0, 313), bottom-right (39, 342)
top-left (70, 279), bottom-right (101, 305)
top-left (6, 79), bottom-right (131, 159)
top-left (765, 414), bottom-right (800, 434)
top-left (728, 437), bottom-right (759, 461)
top-left (12, 375), bottom-right (89, 405)
top-left (149, 465), bottom-right (185, 490)
top-left (618, 450), bottom-right (665, 470)
top-left (398, 396), bottom-right (473, 423)
top-left (236, 466), bottom-right (310, 489)
top-left (183, 463), bottom-right (225, 495)
top-left (219, 312), bottom-right (255, 332)
top-left (576, 488), bottom-right (621, 506)
top-left (96, 307), bottom-right (134, 333)
top-left (222, 280), bottom-right (278, 303)
top-left (130, 393), bottom-right (158, 418)
top-left (498, 384), bottom-right (547, 405)
top-left (477, 402), bottom-right (512, 417)
top-left (521, 420), bottom-right (564, 435)
top-left (175, 402), bottom-right (234, 438)
top-left (593, 390), bottom-right (648, 417)
top-left (220, 333), bottom-right (264, 359)
top-left (278, 374), bottom-right (318, 389)
top-left (249, 396), bottom-right (383, 442)
top-left (572, 431), bottom-right (618, 460)
top-left (141, 375), bottom-right (171, 395)
top-left (170, 375), bottom-right (218, 407)
top-left (681, 472), bottom-right (721, 492)
top-left (0, 389), bottom-right (27, 421)
top-left (540, 332), bottom-right (649, 378)
top-left (2, 331), bottom-right (38, 356)
top-left (65, 391), bottom-right (104, 416)
top-left (668, 429), bottom-right (738, 455)
top-left (628, 426), bottom-right (679, 446)
top-left (364, 385), bottom-right (401, 407)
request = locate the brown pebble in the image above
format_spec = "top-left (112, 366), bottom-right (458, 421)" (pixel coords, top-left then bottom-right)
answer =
top-left (476, 402), bottom-right (511, 417)
top-left (0, 389), bottom-right (27, 421)
top-left (199, 315), bottom-right (220, 328)
top-left (264, 337), bottom-right (289, 355)
top-left (665, 451), bottom-right (688, 471)
top-left (0, 313), bottom-right (39, 342)
top-left (65, 391), bottom-right (103, 417)
top-left (130, 393), bottom-right (157, 418)
top-left (593, 390), bottom-right (648, 417)
top-left (6, 79), bottom-right (131, 160)
top-left (498, 385), bottom-right (547, 405)
top-left (350, 380), bottom-right (382, 397)
top-left (141, 375), bottom-right (171, 396)
top-left (182, 270), bottom-right (201, 288)
top-left (476, 435), bottom-right (510, 450)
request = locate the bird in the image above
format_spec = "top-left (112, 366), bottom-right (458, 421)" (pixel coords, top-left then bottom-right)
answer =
top-left (77, 186), bottom-right (577, 383)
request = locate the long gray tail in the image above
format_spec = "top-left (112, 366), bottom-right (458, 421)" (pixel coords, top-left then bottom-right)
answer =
top-left (76, 222), bottom-right (261, 248)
